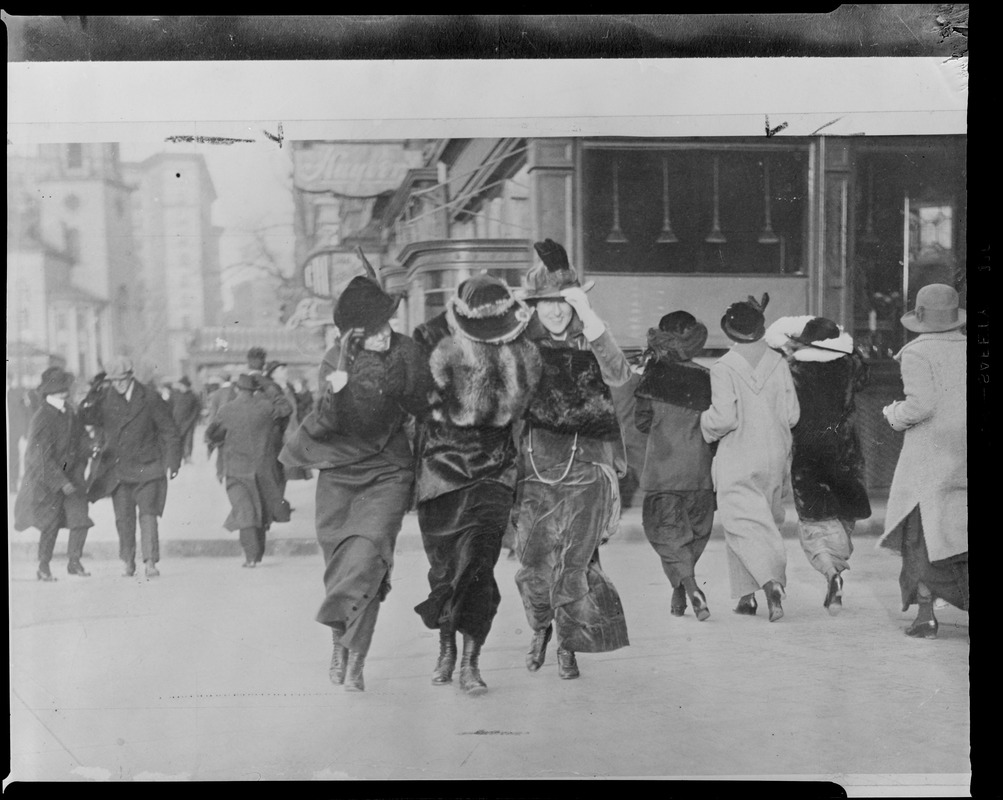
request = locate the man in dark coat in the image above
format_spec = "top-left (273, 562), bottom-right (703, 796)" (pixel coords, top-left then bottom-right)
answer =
top-left (14, 367), bottom-right (95, 580)
top-left (170, 376), bottom-right (202, 465)
top-left (81, 356), bottom-right (182, 578)
top-left (206, 373), bottom-right (292, 567)
top-left (205, 373), bottom-right (236, 482)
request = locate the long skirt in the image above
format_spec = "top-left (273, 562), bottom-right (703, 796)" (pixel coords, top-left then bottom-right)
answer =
top-left (722, 479), bottom-right (788, 598)
top-left (798, 517), bottom-right (854, 578)
top-left (893, 505), bottom-right (969, 613)
top-left (515, 461), bottom-right (629, 654)
top-left (641, 490), bottom-right (716, 586)
top-left (315, 461), bottom-right (412, 654)
top-left (415, 482), bottom-right (511, 643)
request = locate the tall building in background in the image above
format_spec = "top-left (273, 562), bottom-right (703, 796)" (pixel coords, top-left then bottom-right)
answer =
top-left (123, 153), bottom-right (221, 382)
top-left (7, 143), bottom-right (139, 383)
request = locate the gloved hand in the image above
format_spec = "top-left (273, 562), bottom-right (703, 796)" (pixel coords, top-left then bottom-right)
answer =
top-left (61, 483), bottom-right (77, 496)
top-left (560, 287), bottom-right (605, 340)
top-left (882, 401), bottom-right (908, 432)
top-left (325, 370), bottom-right (349, 394)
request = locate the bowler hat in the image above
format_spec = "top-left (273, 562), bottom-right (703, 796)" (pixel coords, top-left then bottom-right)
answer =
top-left (38, 366), bottom-right (74, 397)
top-left (519, 239), bottom-right (595, 302)
top-left (900, 283), bottom-right (966, 333)
top-left (721, 293), bottom-right (770, 343)
top-left (447, 274), bottom-right (531, 344)
top-left (105, 356), bottom-right (135, 381)
top-left (235, 374), bottom-right (257, 391)
top-left (333, 276), bottom-right (401, 335)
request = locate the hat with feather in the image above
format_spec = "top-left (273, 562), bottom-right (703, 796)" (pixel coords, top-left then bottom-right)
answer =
top-left (721, 293), bottom-right (770, 343)
top-left (518, 239), bottom-right (595, 302)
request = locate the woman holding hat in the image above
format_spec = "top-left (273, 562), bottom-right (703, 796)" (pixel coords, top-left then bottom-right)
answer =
top-left (513, 239), bottom-right (632, 680)
top-left (700, 294), bottom-right (800, 622)
top-left (765, 315), bottom-right (871, 614)
top-left (411, 274), bottom-right (542, 696)
top-left (634, 310), bottom-right (716, 621)
top-left (878, 283), bottom-right (968, 638)
top-left (280, 275), bottom-right (428, 691)
top-left (14, 367), bottom-right (95, 580)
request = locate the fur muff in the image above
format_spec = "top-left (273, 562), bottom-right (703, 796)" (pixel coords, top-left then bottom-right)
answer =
top-left (428, 334), bottom-right (542, 429)
top-left (635, 360), bottom-right (712, 412)
top-left (523, 347), bottom-right (620, 438)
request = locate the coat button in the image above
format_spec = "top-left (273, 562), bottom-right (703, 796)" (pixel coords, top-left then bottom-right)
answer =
top-left (351, 606), bottom-right (358, 611)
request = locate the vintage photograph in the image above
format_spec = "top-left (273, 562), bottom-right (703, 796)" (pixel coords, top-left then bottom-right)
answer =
top-left (7, 15), bottom-right (972, 794)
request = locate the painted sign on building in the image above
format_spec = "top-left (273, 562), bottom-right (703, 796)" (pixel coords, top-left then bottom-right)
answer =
top-left (292, 142), bottom-right (424, 195)
top-left (302, 247), bottom-right (367, 299)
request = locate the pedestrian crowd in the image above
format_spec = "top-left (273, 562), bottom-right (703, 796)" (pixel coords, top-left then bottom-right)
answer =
top-left (9, 242), bottom-right (969, 695)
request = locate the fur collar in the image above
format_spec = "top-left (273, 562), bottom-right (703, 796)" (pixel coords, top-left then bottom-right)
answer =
top-left (428, 333), bottom-right (542, 428)
top-left (647, 324), bottom-right (708, 363)
top-left (635, 359), bottom-right (712, 411)
top-left (524, 346), bottom-right (621, 438)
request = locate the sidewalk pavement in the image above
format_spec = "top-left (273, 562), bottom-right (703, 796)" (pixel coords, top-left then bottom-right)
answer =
top-left (8, 447), bottom-right (891, 562)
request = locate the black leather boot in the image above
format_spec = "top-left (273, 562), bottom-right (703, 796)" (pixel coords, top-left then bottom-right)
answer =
top-left (823, 572), bottom-right (843, 615)
top-left (670, 584), bottom-right (688, 617)
top-left (459, 634), bottom-right (488, 696)
top-left (556, 645), bottom-right (580, 680)
top-left (734, 594), bottom-right (757, 615)
top-left (329, 629), bottom-right (348, 686)
top-left (764, 581), bottom-right (785, 622)
top-left (905, 600), bottom-right (938, 639)
top-left (431, 628), bottom-right (458, 685)
top-left (689, 588), bottom-right (711, 622)
top-left (344, 650), bottom-right (366, 692)
top-left (525, 624), bottom-right (553, 672)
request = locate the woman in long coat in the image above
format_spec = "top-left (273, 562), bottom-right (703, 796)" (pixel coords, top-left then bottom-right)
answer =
top-left (700, 294), bottom-right (800, 622)
top-left (634, 310), bottom-right (716, 620)
top-left (206, 373), bottom-right (292, 567)
top-left (878, 283), bottom-right (968, 638)
top-left (280, 276), bottom-right (428, 692)
top-left (170, 376), bottom-right (202, 464)
top-left (14, 366), bottom-right (94, 580)
top-left (513, 239), bottom-right (632, 681)
top-left (412, 274), bottom-right (541, 696)
top-left (765, 315), bottom-right (871, 615)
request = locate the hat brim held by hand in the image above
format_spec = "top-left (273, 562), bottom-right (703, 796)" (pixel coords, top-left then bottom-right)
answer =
top-left (515, 279), bottom-right (596, 302)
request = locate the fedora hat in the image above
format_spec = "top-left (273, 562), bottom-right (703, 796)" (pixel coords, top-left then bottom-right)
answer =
top-left (447, 274), bottom-right (531, 344)
top-left (38, 366), bottom-right (74, 397)
top-left (333, 276), bottom-right (401, 335)
top-left (901, 283), bottom-right (966, 333)
top-left (721, 293), bottom-right (770, 343)
top-left (235, 373), bottom-right (258, 392)
top-left (519, 239), bottom-right (595, 302)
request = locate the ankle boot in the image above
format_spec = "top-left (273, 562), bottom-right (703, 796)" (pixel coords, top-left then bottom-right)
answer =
top-left (670, 584), bottom-right (688, 617)
top-left (459, 634), bottom-right (488, 696)
top-left (68, 560), bottom-right (91, 577)
top-left (689, 588), bottom-right (711, 622)
top-left (556, 645), bottom-right (580, 680)
top-left (823, 572), bottom-right (843, 615)
top-left (37, 563), bottom-right (57, 582)
top-left (734, 594), bottom-right (758, 615)
top-left (905, 601), bottom-right (938, 639)
top-left (764, 581), bottom-right (785, 622)
top-left (329, 630), bottom-right (348, 686)
top-left (525, 624), bottom-right (553, 672)
top-left (431, 628), bottom-right (458, 685)
top-left (344, 650), bottom-right (366, 692)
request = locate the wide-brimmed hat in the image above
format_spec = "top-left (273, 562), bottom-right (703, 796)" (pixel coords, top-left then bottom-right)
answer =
top-left (518, 239), bottom-right (595, 302)
top-left (333, 276), bottom-right (401, 335)
top-left (38, 366), bottom-right (74, 397)
top-left (235, 373), bottom-right (257, 391)
top-left (447, 274), bottom-right (531, 344)
top-left (901, 283), bottom-right (966, 333)
top-left (246, 347), bottom-right (267, 370)
top-left (264, 360), bottom-right (286, 378)
top-left (721, 293), bottom-right (770, 343)
top-left (788, 316), bottom-right (853, 354)
top-left (105, 356), bottom-right (135, 381)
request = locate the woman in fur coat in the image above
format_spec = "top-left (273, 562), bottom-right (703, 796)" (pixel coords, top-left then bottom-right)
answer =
top-left (878, 284), bottom-right (968, 639)
top-left (279, 276), bottom-right (429, 692)
top-left (700, 294), bottom-right (800, 622)
top-left (513, 239), bottom-right (633, 681)
top-left (765, 315), bottom-right (871, 615)
top-left (634, 310), bottom-right (716, 621)
top-left (412, 274), bottom-right (541, 697)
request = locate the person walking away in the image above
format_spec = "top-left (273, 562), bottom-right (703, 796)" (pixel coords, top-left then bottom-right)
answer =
top-left (412, 275), bottom-right (542, 696)
top-left (81, 356), bottom-right (182, 578)
top-left (877, 284), bottom-right (968, 638)
top-left (634, 310), bottom-right (716, 621)
top-left (170, 376), bottom-right (202, 465)
top-left (765, 315), bottom-right (872, 615)
top-left (206, 374), bottom-right (293, 568)
top-left (14, 367), bottom-right (95, 580)
top-left (280, 276), bottom-right (428, 692)
top-left (205, 373), bottom-right (236, 481)
top-left (264, 361), bottom-right (311, 483)
top-left (247, 348), bottom-right (293, 511)
top-left (514, 239), bottom-right (632, 680)
top-left (700, 294), bottom-right (800, 622)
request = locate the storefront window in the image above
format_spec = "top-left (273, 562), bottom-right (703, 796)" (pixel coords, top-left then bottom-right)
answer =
top-left (582, 144), bottom-right (810, 274)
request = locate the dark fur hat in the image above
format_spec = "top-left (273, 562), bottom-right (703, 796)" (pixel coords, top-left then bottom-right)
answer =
top-left (38, 366), bottom-right (74, 397)
top-left (333, 276), bottom-right (401, 335)
top-left (721, 293), bottom-right (770, 343)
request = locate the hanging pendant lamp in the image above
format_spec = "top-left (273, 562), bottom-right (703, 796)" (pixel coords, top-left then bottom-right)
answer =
top-left (758, 156), bottom-right (780, 245)
top-left (606, 158), bottom-right (629, 244)
top-left (656, 155), bottom-right (679, 244)
top-left (705, 155), bottom-right (727, 244)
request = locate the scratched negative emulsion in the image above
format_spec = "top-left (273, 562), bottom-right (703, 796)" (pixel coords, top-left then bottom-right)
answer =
top-left (164, 135), bottom-right (256, 145)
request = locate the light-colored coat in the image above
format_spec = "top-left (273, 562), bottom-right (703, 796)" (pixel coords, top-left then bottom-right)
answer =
top-left (878, 331), bottom-right (967, 562)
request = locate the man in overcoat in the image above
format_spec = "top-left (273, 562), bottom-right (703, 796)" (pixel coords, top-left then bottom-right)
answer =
top-left (170, 375), bottom-right (202, 465)
top-left (81, 356), bottom-right (182, 578)
top-left (14, 366), bottom-right (95, 580)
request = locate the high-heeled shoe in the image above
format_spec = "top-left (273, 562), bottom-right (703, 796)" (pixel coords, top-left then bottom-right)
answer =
top-left (823, 573), bottom-right (843, 615)
top-left (526, 624), bottom-right (553, 672)
top-left (689, 588), bottom-right (711, 622)
top-left (670, 585), bottom-right (687, 617)
top-left (734, 594), bottom-right (757, 615)
top-left (764, 581), bottom-right (785, 622)
top-left (904, 619), bottom-right (938, 639)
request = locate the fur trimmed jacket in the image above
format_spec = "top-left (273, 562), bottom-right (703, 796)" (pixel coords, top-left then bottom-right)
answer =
top-left (414, 311), bottom-right (542, 503)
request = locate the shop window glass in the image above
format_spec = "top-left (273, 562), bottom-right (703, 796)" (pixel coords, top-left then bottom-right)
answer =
top-left (582, 145), bottom-right (810, 275)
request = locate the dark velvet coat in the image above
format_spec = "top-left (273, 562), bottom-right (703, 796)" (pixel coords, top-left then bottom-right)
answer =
top-left (81, 380), bottom-right (182, 505)
top-left (788, 352), bottom-right (871, 522)
top-left (14, 401), bottom-right (94, 534)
